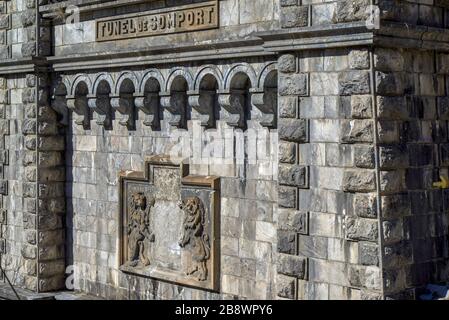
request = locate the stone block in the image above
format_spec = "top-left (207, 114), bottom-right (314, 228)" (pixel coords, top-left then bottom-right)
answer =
top-left (359, 242), bottom-right (379, 266)
top-left (379, 145), bottom-right (409, 169)
top-left (342, 169), bottom-right (376, 192)
top-left (354, 145), bottom-right (375, 169)
top-left (278, 54), bottom-right (297, 73)
top-left (279, 96), bottom-right (298, 118)
top-left (333, 0), bottom-right (370, 23)
top-left (349, 49), bottom-right (370, 70)
top-left (351, 95), bottom-right (372, 119)
top-left (353, 193), bottom-right (377, 218)
top-left (278, 209), bottom-right (308, 234)
top-left (281, 6), bottom-right (308, 28)
top-left (276, 275), bottom-right (296, 299)
top-left (277, 231), bottom-right (297, 254)
top-left (279, 141), bottom-right (297, 164)
top-left (278, 118), bottom-right (308, 143)
top-left (338, 71), bottom-right (370, 95)
top-left (345, 216), bottom-right (378, 242)
top-left (348, 265), bottom-right (381, 290)
top-left (277, 253), bottom-right (307, 279)
top-left (278, 164), bottom-right (307, 187)
top-left (340, 120), bottom-right (373, 143)
top-left (279, 73), bottom-right (308, 96)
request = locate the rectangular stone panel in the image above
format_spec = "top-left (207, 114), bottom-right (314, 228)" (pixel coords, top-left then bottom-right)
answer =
top-left (96, 1), bottom-right (219, 42)
top-left (119, 156), bottom-right (220, 291)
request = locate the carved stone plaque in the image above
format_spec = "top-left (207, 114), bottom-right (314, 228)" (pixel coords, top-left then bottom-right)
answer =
top-left (96, 1), bottom-right (219, 42)
top-left (119, 156), bottom-right (220, 291)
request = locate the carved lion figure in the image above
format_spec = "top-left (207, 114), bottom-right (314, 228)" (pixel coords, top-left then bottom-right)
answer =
top-left (179, 197), bottom-right (211, 281)
top-left (127, 192), bottom-right (155, 268)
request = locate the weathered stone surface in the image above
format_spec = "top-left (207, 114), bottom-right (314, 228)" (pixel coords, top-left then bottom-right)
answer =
top-left (277, 231), bottom-right (296, 254)
top-left (353, 194), bottom-right (377, 218)
top-left (345, 217), bottom-right (378, 242)
top-left (348, 266), bottom-right (381, 290)
top-left (276, 275), bottom-right (296, 299)
top-left (340, 120), bottom-right (373, 143)
top-left (279, 141), bottom-right (297, 164)
top-left (342, 170), bottom-right (376, 192)
top-left (281, 6), bottom-right (308, 28)
top-left (278, 54), bottom-right (297, 73)
top-left (278, 118), bottom-right (308, 143)
top-left (278, 164), bottom-right (307, 187)
top-left (278, 209), bottom-right (308, 234)
top-left (279, 73), bottom-right (308, 96)
top-left (333, 0), bottom-right (370, 23)
top-left (359, 242), bottom-right (379, 266)
top-left (338, 71), bottom-right (370, 95)
top-left (277, 253), bottom-right (307, 279)
top-left (354, 145), bottom-right (375, 168)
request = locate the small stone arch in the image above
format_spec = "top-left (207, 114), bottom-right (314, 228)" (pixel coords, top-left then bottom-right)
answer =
top-left (115, 71), bottom-right (139, 96)
top-left (70, 74), bottom-right (92, 96)
top-left (193, 65), bottom-right (224, 91)
top-left (140, 69), bottom-right (165, 94)
top-left (165, 68), bottom-right (194, 92)
top-left (223, 63), bottom-right (257, 91)
top-left (92, 73), bottom-right (114, 96)
top-left (257, 62), bottom-right (278, 89)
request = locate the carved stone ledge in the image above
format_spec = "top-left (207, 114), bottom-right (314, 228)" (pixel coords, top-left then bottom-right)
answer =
top-left (51, 97), bottom-right (69, 126)
top-left (188, 90), bottom-right (215, 128)
top-left (66, 95), bottom-right (90, 129)
top-left (134, 93), bottom-right (160, 130)
top-left (218, 90), bottom-right (245, 129)
top-left (110, 94), bottom-right (135, 129)
top-left (87, 94), bottom-right (112, 128)
top-left (160, 91), bottom-right (186, 129)
top-left (251, 89), bottom-right (277, 128)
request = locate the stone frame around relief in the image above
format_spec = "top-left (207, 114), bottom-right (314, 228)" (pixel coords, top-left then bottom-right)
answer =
top-left (118, 155), bottom-right (220, 292)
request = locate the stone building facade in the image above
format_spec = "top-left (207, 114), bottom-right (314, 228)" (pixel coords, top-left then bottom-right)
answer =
top-left (0, 0), bottom-right (448, 300)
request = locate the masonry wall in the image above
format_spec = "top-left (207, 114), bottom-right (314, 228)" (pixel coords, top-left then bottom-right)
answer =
top-left (50, 0), bottom-right (280, 58)
top-left (63, 58), bottom-right (279, 299)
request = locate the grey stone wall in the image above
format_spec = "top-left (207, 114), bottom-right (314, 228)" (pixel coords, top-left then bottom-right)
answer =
top-left (375, 48), bottom-right (449, 299)
top-left (276, 48), bottom-right (382, 300)
top-left (48, 0), bottom-right (279, 58)
top-left (0, 0), bottom-right (448, 300)
top-left (59, 59), bottom-right (279, 299)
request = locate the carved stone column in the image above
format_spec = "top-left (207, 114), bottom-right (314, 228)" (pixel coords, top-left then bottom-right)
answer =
top-left (188, 90), bottom-right (215, 128)
top-left (160, 91), bottom-right (186, 129)
top-left (87, 94), bottom-right (112, 128)
top-left (134, 93), bottom-right (160, 130)
top-left (110, 94), bottom-right (135, 129)
top-left (217, 90), bottom-right (245, 129)
top-left (251, 88), bottom-right (277, 128)
top-left (66, 95), bottom-right (90, 129)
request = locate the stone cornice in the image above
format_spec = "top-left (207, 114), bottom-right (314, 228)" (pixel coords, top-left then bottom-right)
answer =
top-left (1, 21), bottom-right (449, 74)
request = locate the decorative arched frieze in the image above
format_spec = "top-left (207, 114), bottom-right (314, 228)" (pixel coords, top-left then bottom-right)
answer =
top-left (70, 74), bottom-right (93, 96)
top-left (139, 69), bottom-right (165, 94)
top-left (223, 63), bottom-right (257, 91)
top-left (189, 69), bottom-right (220, 128)
top-left (115, 71), bottom-right (140, 96)
top-left (257, 62), bottom-right (277, 89)
top-left (193, 65), bottom-right (224, 91)
top-left (252, 63), bottom-right (278, 128)
top-left (165, 68), bottom-right (194, 92)
top-left (92, 73), bottom-right (114, 96)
